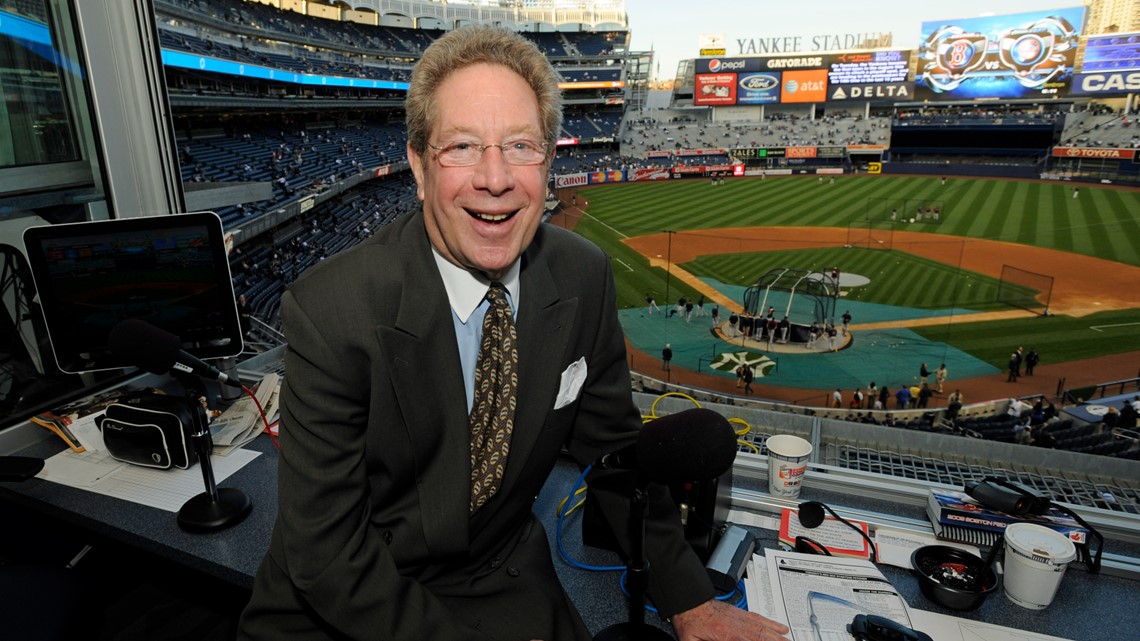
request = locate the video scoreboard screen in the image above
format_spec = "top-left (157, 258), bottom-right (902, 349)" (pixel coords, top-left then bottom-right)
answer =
top-left (827, 50), bottom-right (909, 84)
top-left (915, 7), bottom-right (1086, 101)
top-left (1082, 32), bottom-right (1140, 72)
top-left (1073, 32), bottom-right (1140, 95)
top-left (826, 50), bottom-right (910, 100)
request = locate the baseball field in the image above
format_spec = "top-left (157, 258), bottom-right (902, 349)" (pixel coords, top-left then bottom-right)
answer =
top-left (555, 174), bottom-right (1140, 400)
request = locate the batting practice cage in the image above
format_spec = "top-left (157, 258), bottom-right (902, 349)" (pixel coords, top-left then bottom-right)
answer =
top-left (997, 264), bottom-right (1054, 316)
top-left (864, 197), bottom-right (946, 226)
top-left (742, 268), bottom-right (838, 343)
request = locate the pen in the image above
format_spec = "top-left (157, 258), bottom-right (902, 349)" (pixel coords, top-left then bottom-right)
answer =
top-left (65, 544), bottom-right (92, 569)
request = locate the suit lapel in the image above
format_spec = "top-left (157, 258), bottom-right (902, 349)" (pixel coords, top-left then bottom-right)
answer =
top-left (375, 218), bottom-right (471, 556)
top-left (503, 243), bottom-right (577, 489)
top-left (374, 217), bottom-right (579, 553)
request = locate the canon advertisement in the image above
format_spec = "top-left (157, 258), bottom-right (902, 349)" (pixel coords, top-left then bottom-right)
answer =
top-left (915, 7), bottom-right (1086, 101)
top-left (1072, 32), bottom-right (1140, 95)
top-left (553, 171), bottom-right (627, 189)
top-left (695, 51), bottom-right (911, 106)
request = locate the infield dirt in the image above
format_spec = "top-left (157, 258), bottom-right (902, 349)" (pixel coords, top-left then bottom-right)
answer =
top-left (616, 226), bottom-right (1140, 404)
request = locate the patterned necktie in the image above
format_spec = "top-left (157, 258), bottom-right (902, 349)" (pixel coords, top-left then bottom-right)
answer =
top-left (468, 282), bottom-right (519, 513)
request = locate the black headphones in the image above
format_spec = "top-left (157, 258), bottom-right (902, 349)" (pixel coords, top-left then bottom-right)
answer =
top-left (795, 501), bottom-right (878, 564)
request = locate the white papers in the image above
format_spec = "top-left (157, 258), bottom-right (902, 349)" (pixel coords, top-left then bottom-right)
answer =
top-left (727, 508), bottom-right (781, 531)
top-left (760, 549), bottom-right (912, 641)
top-left (210, 372), bottom-right (280, 455)
top-left (874, 527), bottom-right (979, 570)
top-left (37, 446), bottom-right (260, 512)
top-left (908, 609), bottom-right (1074, 641)
top-left (745, 555), bottom-right (777, 621)
top-left (744, 548), bottom-right (1074, 641)
top-left (69, 412), bottom-right (110, 453)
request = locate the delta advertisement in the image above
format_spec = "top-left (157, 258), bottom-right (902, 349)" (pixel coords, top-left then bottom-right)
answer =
top-left (694, 51), bottom-right (910, 105)
top-left (914, 7), bottom-right (1086, 101)
top-left (1072, 32), bottom-right (1140, 95)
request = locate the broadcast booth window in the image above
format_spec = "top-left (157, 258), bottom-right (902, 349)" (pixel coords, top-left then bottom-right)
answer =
top-left (21, 212), bottom-right (243, 379)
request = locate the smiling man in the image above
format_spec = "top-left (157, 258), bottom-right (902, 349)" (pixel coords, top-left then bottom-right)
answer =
top-left (238, 25), bottom-right (788, 641)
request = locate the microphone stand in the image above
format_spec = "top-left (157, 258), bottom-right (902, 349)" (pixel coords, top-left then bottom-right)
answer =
top-left (175, 374), bottom-right (252, 532)
top-left (594, 479), bottom-right (673, 641)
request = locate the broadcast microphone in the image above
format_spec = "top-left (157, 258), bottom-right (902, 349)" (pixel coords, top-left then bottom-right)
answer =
top-left (109, 319), bottom-right (243, 388)
top-left (596, 408), bottom-right (737, 484)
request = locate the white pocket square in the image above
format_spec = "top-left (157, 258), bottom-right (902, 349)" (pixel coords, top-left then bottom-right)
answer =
top-left (554, 357), bottom-right (587, 410)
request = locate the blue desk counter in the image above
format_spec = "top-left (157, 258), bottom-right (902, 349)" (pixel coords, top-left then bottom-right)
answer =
top-left (3, 430), bottom-right (1138, 640)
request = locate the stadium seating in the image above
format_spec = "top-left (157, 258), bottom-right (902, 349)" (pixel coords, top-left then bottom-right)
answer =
top-left (621, 112), bottom-right (890, 158)
top-left (152, 0), bottom-right (1139, 451)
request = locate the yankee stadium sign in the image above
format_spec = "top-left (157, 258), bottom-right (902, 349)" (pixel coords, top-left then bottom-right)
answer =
top-left (737, 32), bottom-right (893, 55)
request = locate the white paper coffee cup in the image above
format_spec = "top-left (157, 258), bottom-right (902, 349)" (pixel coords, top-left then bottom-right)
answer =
top-left (765, 434), bottom-right (812, 497)
top-left (1003, 522), bottom-right (1077, 609)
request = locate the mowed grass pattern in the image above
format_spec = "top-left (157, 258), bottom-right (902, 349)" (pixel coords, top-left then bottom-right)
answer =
top-left (576, 175), bottom-right (1140, 260)
top-left (688, 247), bottom-right (1016, 311)
top-left (568, 175), bottom-right (1140, 369)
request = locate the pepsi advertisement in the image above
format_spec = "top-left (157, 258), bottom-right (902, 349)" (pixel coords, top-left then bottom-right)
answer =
top-left (915, 7), bottom-right (1086, 101)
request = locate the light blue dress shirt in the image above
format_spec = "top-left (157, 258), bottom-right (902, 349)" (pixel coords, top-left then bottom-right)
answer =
top-left (431, 249), bottom-right (520, 413)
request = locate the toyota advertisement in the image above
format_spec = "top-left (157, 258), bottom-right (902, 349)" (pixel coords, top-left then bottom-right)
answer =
top-left (914, 7), bottom-right (1086, 101)
top-left (695, 51), bottom-right (912, 105)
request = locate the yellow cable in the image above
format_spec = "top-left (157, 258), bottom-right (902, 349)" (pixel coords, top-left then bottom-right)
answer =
top-left (738, 440), bottom-right (760, 454)
top-left (563, 497), bottom-right (587, 517)
top-left (568, 391), bottom-right (727, 515)
top-left (646, 391), bottom-right (701, 421)
top-left (557, 486), bottom-right (589, 517)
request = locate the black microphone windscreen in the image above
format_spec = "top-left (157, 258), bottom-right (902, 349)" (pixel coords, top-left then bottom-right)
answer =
top-left (798, 501), bottom-right (826, 528)
top-left (635, 408), bottom-right (737, 483)
top-left (109, 319), bottom-right (181, 374)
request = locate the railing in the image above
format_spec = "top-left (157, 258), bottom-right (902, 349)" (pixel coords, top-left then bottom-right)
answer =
top-left (1058, 374), bottom-right (1140, 407)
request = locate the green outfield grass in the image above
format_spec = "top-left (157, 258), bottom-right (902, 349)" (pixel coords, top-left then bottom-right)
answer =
top-left (576, 174), bottom-right (1140, 263)
top-left (686, 246), bottom-right (1020, 311)
top-left (910, 308), bottom-right (1140, 366)
top-left (570, 175), bottom-right (1140, 371)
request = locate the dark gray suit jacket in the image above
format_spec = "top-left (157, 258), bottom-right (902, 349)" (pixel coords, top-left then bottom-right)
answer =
top-left (238, 212), bottom-right (712, 640)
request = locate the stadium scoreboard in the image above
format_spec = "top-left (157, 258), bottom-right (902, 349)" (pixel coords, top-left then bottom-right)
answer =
top-left (1073, 32), bottom-right (1140, 95)
top-left (915, 7), bottom-right (1086, 101)
top-left (695, 50), bottom-right (912, 106)
top-left (827, 50), bottom-right (909, 85)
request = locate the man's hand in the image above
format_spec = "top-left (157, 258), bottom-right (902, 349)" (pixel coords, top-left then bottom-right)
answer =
top-left (671, 599), bottom-right (790, 641)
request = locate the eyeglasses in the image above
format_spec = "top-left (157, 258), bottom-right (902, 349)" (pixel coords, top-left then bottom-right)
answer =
top-left (427, 139), bottom-right (550, 167)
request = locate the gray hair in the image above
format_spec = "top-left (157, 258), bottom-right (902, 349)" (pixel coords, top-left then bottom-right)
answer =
top-left (405, 24), bottom-right (562, 160)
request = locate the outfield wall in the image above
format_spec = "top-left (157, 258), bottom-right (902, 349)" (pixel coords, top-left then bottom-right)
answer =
top-left (881, 162), bottom-right (1038, 180)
